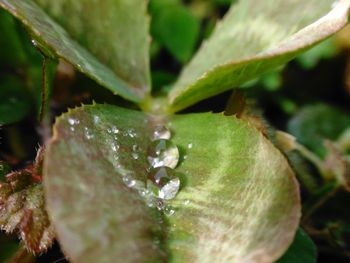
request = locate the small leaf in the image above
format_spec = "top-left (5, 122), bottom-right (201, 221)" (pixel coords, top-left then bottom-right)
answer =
top-left (287, 104), bottom-right (350, 157)
top-left (168, 0), bottom-right (350, 112)
top-left (0, 0), bottom-right (151, 103)
top-left (277, 228), bottom-right (317, 263)
top-left (0, 149), bottom-right (54, 254)
top-left (44, 104), bottom-right (300, 262)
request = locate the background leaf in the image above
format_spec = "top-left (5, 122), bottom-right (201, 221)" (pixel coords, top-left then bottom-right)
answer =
top-left (0, 0), bottom-right (150, 103)
top-left (168, 0), bottom-right (350, 112)
top-left (44, 104), bottom-right (300, 262)
top-left (0, 76), bottom-right (32, 125)
top-left (277, 228), bottom-right (317, 263)
top-left (287, 104), bottom-right (350, 157)
top-left (150, 0), bottom-right (200, 63)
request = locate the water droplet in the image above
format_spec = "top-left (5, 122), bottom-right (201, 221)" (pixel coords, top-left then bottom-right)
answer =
top-left (159, 177), bottom-right (180, 200)
top-left (111, 143), bottom-right (119, 152)
top-left (112, 126), bottom-right (119, 134)
top-left (164, 206), bottom-right (175, 216)
top-left (147, 167), bottom-right (181, 200)
top-left (123, 176), bottom-right (144, 189)
top-left (132, 152), bottom-right (139, 160)
top-left (152, 125), bottom-right (171, 140)
top-left (148, 167), bottom-right (175, 186)
top-left (31, 39), bottom-right (38, 47)
top-left (93, 115), bottom-right (100, 124)
top-left (84, 127), bottom-right (94, 140)
top-left (148, 140), bottom-right (179, 169)
top-left (68, 118), bottom-right (79, 126)
top-left (127, 128), bottom-right (137, 138)
top-left (132, 145), bottom-right (141, 152)
top-left (187, 143), bottom-right (193, 149)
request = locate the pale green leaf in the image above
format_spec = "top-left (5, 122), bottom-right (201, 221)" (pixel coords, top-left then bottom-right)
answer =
top-left (44, 104), bottom-right (300, 262)
top-left (0, 0), bottom-right (150, 103)
top-left (168, 0), bottom-right (350, 112)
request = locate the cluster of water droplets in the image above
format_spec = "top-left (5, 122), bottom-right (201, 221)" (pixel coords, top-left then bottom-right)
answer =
top-left (66, 115), bottom-right (181, 215)
top-left (119, 124), bottom-right (181, 215)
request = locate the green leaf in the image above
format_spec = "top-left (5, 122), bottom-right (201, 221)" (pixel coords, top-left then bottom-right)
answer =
top-left (296, 38), bottom-right (338, 69)
top-left (44, 104), bottom-right (300, 262)
top-left (168, 0), bottom-right (350, 112)
top-left (287, 104), bottom-right (350, 157)
top-left (0, 9), bottom-right (27, 66)
top-left (277, 229), bottom-right (317, 263)
top-left (150, 0), bottom-right (200, 63)
top-left (0, 76), bottom-right (32, 125)
top-left (0, 0), bottom-right (151, 103)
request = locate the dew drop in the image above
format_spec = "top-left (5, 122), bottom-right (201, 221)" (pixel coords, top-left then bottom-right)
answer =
top-left (148, 140), bottom-right (179, 169)
top-left (111, 143), bottom-right (119, 152)
top-left (93, 115), bottom-right (100, 124)
top-left (132, 145), bottom-right (141, 152)
top-left (164, 206), bottom-right (175, 216)
top-left (132, 152), bottom-right (139, 160)
top-left (127, 128), bottom-right (137, 138)
top-left (31, 39), bottom-right (38, 47)
top-left (112, 126), bottom-right (119, 134)
top-left (159, 177), bottom-right (180, 200)
top-left (84, 127), bottom-right (94, 140)
top-left (68, 118), bottom-right (79, 126)
top-left (148, 167), bottom-right (176, 186)
top-left (147, 167), bottom-right (181, 200)
top-left (152, 125), bottom-right (171, 140)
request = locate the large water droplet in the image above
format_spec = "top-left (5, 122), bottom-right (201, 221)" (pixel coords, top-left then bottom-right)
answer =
top-left (148, 140), bottom-right (179, 169)
top-left (147, 167), bottom-right (180, 200)
top-left (148, 167), bottom-right (176, 186)
top-left (152, 125), bottom-right (171, 140)
top-left (159, 177), bottom-right (180, 200)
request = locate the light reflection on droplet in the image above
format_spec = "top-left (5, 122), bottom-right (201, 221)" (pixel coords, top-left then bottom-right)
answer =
top-left (152, 125), bottom-right (171, 140)
top-left (147, 140), bottom-right (179, 169)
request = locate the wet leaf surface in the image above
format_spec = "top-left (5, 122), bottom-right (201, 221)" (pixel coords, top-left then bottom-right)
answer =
top-left (44, 104), bottom-right (300, 262)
